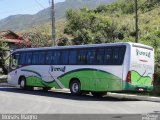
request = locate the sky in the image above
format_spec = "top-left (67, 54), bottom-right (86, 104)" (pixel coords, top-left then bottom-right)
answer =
top-left (0, 0), bottom-right (65, 20)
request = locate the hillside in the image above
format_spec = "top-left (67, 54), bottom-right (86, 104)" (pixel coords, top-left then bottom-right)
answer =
top-left (0, 0), bottom-right (115, 31)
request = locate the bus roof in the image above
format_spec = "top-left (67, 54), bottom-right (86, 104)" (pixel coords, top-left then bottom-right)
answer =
top-left (13, 42), bottom-right (153, 52)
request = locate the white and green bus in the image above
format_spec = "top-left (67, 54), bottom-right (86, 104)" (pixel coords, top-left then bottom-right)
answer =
top-left (7, 42), bottom-right (154, 96)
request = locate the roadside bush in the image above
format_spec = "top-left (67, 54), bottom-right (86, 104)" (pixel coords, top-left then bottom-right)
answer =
top-left (150, 62), bottom-right (160, 96)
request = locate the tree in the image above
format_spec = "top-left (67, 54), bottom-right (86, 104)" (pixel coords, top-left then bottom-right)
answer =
top-left (0, 36), bottom-right (9, 74)
top-left (64, 9), bottom-right (117, 45)
top-left (57, 37), bottom-right (69, 46)
top-left (0, 36), bottom-right (8, 50)
top-left (22, 32), bottom-right (52, 47)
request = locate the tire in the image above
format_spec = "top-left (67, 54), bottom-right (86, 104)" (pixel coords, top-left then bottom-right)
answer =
top-left (69, 80), bottom-right (81, 95)
top-left (91, 92), bottom-right (107, 98)
top-left (19, 77), bottom-right (27, 89)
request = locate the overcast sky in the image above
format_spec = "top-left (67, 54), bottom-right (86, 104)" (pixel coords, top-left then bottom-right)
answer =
top-left (0, 0), bottom-right (65, 20)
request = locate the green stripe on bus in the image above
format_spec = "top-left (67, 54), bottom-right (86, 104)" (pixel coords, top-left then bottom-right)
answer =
top-left (26, 76), bottom-right (60, 89)
top-left (25, 69), bottom-right (153, 91)
top-left (58, 69), bottom-right (123, 91)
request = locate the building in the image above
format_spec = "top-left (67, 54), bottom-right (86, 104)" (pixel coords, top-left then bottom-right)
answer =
top-left (0, 30), bottom-right (32, 74)
top-left (0, 30), bottom-right (31, 51)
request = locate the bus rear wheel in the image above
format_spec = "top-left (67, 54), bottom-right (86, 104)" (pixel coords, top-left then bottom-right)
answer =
top-left (91, 92), bottom-right (107, 98)
top-left (69, 80), bottom-right (81, 95)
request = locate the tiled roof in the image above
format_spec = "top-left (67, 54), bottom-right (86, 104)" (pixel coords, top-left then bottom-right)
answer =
top-left (3, 39), bottom-right (23, 43)
top-left (0, 31), bottom-right (31, 46)
top-left (0, 30), bottom-right (19, 38)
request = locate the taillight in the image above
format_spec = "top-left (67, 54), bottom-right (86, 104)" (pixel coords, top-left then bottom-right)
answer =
top-left (126, 71), bottom-right (131, 83)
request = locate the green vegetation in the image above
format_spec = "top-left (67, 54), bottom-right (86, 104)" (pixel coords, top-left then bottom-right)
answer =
top-left (63, 0), bottom-right (160, 60)
top-left (21, 24), bottom-right (52, 47)
top-left (0, 36), bottom-right (8, 50)
top-left (0, 36), bottom-right (9, 74)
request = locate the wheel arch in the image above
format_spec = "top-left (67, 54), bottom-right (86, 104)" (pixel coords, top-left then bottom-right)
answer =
top-left (69, 77), bottom-right (80, 87)
top-left (18, 75), bottom-right (26, 85)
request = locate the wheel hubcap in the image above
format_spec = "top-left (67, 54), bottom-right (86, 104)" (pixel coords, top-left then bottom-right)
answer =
top-left (72, 83), bottom-right (79, 93)
top-left (21, 80), bottom-right (25, 88)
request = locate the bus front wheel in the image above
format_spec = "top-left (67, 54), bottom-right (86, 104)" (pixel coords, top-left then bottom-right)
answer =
top-left (19, 77), bottom-right (27, 89)
top-left (69, 80), bottom-right (81, 95)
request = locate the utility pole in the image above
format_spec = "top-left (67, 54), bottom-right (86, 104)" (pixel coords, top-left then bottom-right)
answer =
top-left (135, 0), bottom-right (138, 43)
top-left (51, 0), bottom-right (56, 46)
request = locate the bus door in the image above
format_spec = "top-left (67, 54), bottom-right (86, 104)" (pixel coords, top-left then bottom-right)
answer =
top-left (9, 53), bottom-right (20, 83)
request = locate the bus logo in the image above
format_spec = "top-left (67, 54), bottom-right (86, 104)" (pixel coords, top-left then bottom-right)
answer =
top-left (136, 49), bottom-right (151, 58)
top-left (50, 66), bottom-right (66, 72)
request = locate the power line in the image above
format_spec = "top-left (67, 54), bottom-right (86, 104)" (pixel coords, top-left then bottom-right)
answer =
top-left (34, 0), bottom-right (46, 9)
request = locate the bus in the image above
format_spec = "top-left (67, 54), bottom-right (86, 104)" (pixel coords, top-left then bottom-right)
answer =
top-left (7, 42), bottom-right (154, 97)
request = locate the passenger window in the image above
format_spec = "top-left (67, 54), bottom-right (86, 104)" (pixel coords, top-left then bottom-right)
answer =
top-left (116, 47), bottom-right (126, 65)
top-left (39, 52), bottom-right (45, 64)
top-left (53, 51), bottom-right (61, 65)
top-left (113, 48), bottom-right (119, 64)
top-left (62, 50), bottom-right (69, 64)
top-left (46, 51), bottom-right (53, 64)
top-left (25, 52), bottom-right (32, 65)
top-left (19, 53), bottom-right (26, 65)
top-left (32, 52), bottom-right (45, 65)
top-left (78, 50), bottom-right (87, 65)
top-left (86, 50), bottom-right (96, 65)
top-left (69, 50), bottom-right (77, 64)
top-left (104, 48), bottom-right (112, 65)
top-left (96, 49), bottom-right (104, 65)
top-left (32, 52), bottom-right (39, 64)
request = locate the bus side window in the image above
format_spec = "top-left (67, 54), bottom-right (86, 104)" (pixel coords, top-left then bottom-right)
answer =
top-left (61, 50), bottom-right (69, 65)
top-left (104, 48), bottom-right (112, 65)
top-left (32, 52), bottom-right (39, 65)
top-left (19, 53), bottom-right (26, 65)
top-left (39, 52), bottom-right (45, 64)
top-left (46, 51), bottom-right (53, 64)
top-left (32, 52), bottom-right (45, 65)
top-left (118, 47), bottom-right (126, 65)
top-left (69, 50), bottom-right (77, 65)
top-left (78, 50), bottom-right (87, 65)
top-left (96, 49), bottom-right (104, 65)
top-left (11, 53), bottom-right (20, 69)
top-left (25, 52), bottom-right (32, 65)
top-left (53, 51), bottom-right (61, 65)
top-left (86, 49), bottom-right (96, 65)
top-left (112, 46), bottom-right (126, 65)
top-left (113, 48), bottom-right (119, 65)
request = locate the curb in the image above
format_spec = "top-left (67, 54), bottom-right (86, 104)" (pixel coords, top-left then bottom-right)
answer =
top-left (107, 93), bottom-right (160, 102)
top-left (0, 83), bottom-right (15, 87)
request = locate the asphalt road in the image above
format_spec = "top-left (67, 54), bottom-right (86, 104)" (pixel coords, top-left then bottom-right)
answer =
top-left (0, 87), bottom-right (160, 114)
